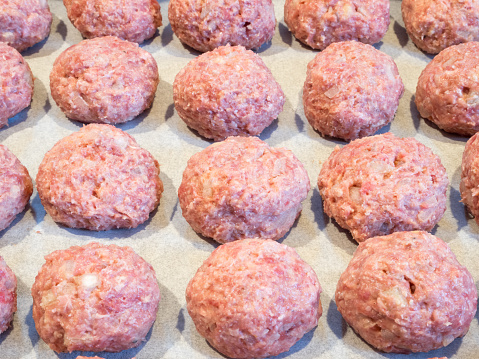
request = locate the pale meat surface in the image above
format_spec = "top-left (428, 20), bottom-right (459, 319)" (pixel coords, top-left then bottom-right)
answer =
top-left (63, 0), bottom-right (161, 44)
top-left (0, 43), bottom-right (34, 127)
top-left (173, 45), bottom-right (284, 141)
top-left (460, 132), bottom-right (479, 223)
top-left (0, 256), bottom-right (17, 334)
top-left (318, 133), bottom-right (448, 242)
top-left (50, 36), bottom-right (159, 124)
top-left (402, 0), bottom-right (479, 54)
top-left (336, 231), bottom-right (477, 353)
top-left (186, 238), bottom-right (322, 359)
top-left (284, 0), bottom-right (389, 50)
top-left (416, 42), bottom-right (479, 136)
top-left (178, 136), bottom-right (310, 243)
top-left (36, 124), bottom-right (163, 230)
top-left (31, 242), bottom-right (161, 353)
top-left (0, 144), bottom-right (33, 232)
top-left (168, 0), bottom-right (276, 52)
top-left (0, 0), bottom-right (52, 52)
top-left (303, 41), bottom-right (404, 141)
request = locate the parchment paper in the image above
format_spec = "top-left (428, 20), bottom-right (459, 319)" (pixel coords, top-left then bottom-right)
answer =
top-left (1, 0), bottom-right (478, 358)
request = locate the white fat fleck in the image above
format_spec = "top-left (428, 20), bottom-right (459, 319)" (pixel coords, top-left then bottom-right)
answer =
top-left (114, 136), bottom-right (128, 150)
top-left (81, 273), bottom-right (99, 290)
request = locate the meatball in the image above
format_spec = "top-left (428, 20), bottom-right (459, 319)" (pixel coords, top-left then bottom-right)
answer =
top-left (0, 0), bottom-right (52, 52)
top-left (416, 42), bottom-right (479, 136)
top-left (186, 238), bottom-right (322, 358)
top-left (303, 41), bottom-right (404, 141)
top-left (0, 43), bottom-right (34, 128)
top-left (460, 132), bottom-right (479, 223)
top-left (336, 231), bottom-right (477, 353)
top-left (168, 0), bottom-right (276, 52)
top-left (36, 124), bottom-right (163, 230)
top-left (173, 45), bottom-right (285, 141)
top-left (50, 36), bottom-right (159, 125)
top-left (63, 0), bottom-right (161, 44)
top-left (318, 133), bottom-right (448, 242)
top-left (284, 0), bottom-right (389, 50)
top-left (178, 136), bottom-right (310, 243)
top-left (31, 242), bottom-right (161, 353)
top-left (402, 0), bottom-right (479, 54)
top-left (0, 256), bottom-right (17, 334)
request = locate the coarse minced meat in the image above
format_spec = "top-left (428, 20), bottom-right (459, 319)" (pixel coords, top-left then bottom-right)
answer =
top-left (186, 238), bottom-right (322, 358)
top-left (173, 45), bottom-right (284, 141)
top-left (63, 0), bottom-right (161, 44)
top-left (0, 256), bottom-right (16, 334)
top-left (336, 231), bottom-right (477, 353)
top-left (50, 36), bottom-right (159, 125)
top-left (178, 136), bottom-right (310, 243)
top-left (284, 0), bottom-right (389, 50)
top-left (0, 43), bottom-right (34, 128)
top-left (36, 124), bottom-right (163, 231)
top-left (0, 144), bottom-right (33, 232)
top-left (460, 132), bottom-right (479, 224)
top-left (402, 0), bottom-right (479, 54)
top-left (168, 0), bottom-right (276, 52)
top-left (303, 41), bottom-right (404, 141)
top-left (31, 242), bottom-right (160, 352)
top-left (318, 133), bottom-right (448, 242)
top-left (0, 0), bottom-right (52, 52)
top-left (416, 42), bottom-right (479, 136)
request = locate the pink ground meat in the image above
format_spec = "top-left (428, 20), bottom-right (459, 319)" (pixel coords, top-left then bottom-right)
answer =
top-left (416, 42), bottom-right (479, 136)
top-left (284, 0), bottom-right (389, 50)
top-left (178, 136), bottom-right (310, 243)
top-left (36, 124), bottom-right (163, 230)
top-left (168, 0), bottom-right (276, 52)
top-left (0, 256), bottom-right (17, 334)
top-left (173, 45), bottom-right (284, 141)
top-left (460, 132), bottom-right (479, 224)
top-left (31, 242), bottom-right (160, 353)
top-left (186, 238), bottom-right (322, 358)
top-left (336, 231), bottom-right (477, 353)
top-left (303, 41), bottom-right (404, 141)
top-left (318, 133), bottom-right (448, 242)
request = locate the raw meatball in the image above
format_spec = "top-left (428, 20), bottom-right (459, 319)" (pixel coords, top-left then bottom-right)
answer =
top-left (416, 42), bottom-right (479, 136)
top-left (460, 132), bottom-right (479, 223)
top-left (0, 0), bottom-right (52, 52)
top-left (284, 0), bottom-right (389, 50)
top-left (0, 256), bottom-right (16, 334)
top-left (0, 144), bottom-right (33, 231)
top-left (186, 238), bottom-right (322, 358)
top-left (303, 41), bottom-right (404, 141)
top-left (50, 36), bottom-right (159, 124)
top-left (336, 231), bottom-right (477, 353)
top-left (0, 43), bottom-right (34, 128)
top-left (168, 0), bottom-right (275, 52)
top-left (178, 136), bottom-right (310, 243)
top-left (36, 124), bottom-right (163, 230)
top-left (402, 0), bottom-right (479, 54)
top-left (31, 242), bottom-right (160, 352)
top-left (173, 45), bottom-right (285, 141)
top-left (63, 0), bottom-right (161, 44)
top-left (318, 133), bottom-right (448, 242)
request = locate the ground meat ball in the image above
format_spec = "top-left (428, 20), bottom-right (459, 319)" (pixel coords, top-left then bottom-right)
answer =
top-left (460, 132), bottom-right (479, 223)
top-left (0, 43), bottom-right (34, 128)
top-left (31, 242), bottom-right (160, 352)
top-left (173, 45), bottom-right (284, 141)
top-left (318, 133), bottom-right (448, 242)
top-left (336, 231), bottom-right (477, 353)
top-left (63, 0), bottom-right (161, 44)
top-left (0, 256), bottom-right (17, 334)
top-left (303, 41), bottom-right (404, 141)
top-left (186, 238), bottom-right (322, 358)
top-left (36, 124), bottom-right (163, 230)
top-left (50, 36), bottom-right (159, 125)
top-left (0, 0), bottom-right (52, 52)
top-left (0, 144), bottom-right (33, 232)
top-left (284, 0), bottom-right (389, 50)
top-left (416, 42), bottom-right (479, 136)
top-left (402, 0), bottom-right (479, 54)
top-left (178, 136), bottom-right (310, 243)
top-left (168, 0), bottom-right (276, 52)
